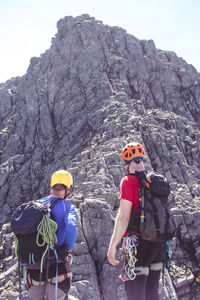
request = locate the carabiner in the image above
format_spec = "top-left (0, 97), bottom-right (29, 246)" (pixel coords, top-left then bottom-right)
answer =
top-left (120, 268), bottom-right (129, 282)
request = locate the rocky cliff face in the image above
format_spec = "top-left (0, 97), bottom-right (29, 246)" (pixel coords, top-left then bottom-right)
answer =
top-left (0, 14), bottom-right (200, 299)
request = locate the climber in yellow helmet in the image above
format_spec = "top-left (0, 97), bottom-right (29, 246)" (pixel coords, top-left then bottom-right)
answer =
top-left (27, 170), bottom-right (77, 300)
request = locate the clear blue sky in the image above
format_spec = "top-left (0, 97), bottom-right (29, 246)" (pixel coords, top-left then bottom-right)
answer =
top-left (0, 0), bottom-right (199, 83)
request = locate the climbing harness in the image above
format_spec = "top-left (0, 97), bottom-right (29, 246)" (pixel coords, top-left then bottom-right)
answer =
top-left (120, 234), bottom-right (139, 281)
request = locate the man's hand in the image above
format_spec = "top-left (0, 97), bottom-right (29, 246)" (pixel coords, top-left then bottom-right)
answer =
top-left (107, 244), bottom-right (119, 266)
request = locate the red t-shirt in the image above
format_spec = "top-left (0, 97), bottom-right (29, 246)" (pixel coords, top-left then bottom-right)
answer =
top-left (119, 175), bottom-right (140, 208)
top-left (119, 174), bottom-right (140, 235)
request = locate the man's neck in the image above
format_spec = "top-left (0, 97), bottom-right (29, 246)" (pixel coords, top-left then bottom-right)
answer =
top-left (128, 165), bottom-right (145, 173)
top-left (51, 191), bottom-right (65, 199)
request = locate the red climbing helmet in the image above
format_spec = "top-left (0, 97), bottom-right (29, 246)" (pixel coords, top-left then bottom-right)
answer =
top-left (122, 142), bottom-right (146, 163)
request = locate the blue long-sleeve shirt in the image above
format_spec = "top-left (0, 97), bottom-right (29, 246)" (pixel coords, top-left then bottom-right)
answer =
top-left (40, 196), bottom-right (77, 250)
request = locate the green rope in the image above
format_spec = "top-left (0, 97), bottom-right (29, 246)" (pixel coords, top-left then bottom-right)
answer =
top-left (36, 214), bottom-right (58, 273)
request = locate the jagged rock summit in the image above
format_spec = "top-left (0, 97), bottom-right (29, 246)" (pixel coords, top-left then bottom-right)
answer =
top-left (0, 14), bottom-right (200, 299)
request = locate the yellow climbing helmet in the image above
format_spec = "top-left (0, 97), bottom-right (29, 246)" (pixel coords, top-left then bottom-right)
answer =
top-left (50, 170), bottom-right (73, 189)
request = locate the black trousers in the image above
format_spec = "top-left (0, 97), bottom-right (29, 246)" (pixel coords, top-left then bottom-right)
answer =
top-left (125, 270), bottom-right (160, 300)
top-left (125, 239), bottom-right (164, 300)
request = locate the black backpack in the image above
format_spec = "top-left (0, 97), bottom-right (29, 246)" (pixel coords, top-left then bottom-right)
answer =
top-left (10, 197), bottom-right (63, 299)
top-left (11, 197), bottom-right (61, 268)
top-left (127, 171), bottom-right (176, 242)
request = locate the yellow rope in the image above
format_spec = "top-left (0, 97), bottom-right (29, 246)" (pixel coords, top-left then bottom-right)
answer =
top-left (36, 214), bottom-right (58, 272)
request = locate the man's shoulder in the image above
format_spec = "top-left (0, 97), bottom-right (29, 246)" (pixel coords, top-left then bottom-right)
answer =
top-left (121, 174), bottom-right (139, 185)
top-left (53, 199), bottom-right (76, 213)
top-left (52, 198), bottom-right (70, 208)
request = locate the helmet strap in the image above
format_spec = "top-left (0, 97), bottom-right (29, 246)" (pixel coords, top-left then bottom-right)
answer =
top-left (64, 187), bottom-right (68, 198)
top-left (64, 186), bottom-right (72, 198)
top-left (126, 164), bottom-right (131, 174)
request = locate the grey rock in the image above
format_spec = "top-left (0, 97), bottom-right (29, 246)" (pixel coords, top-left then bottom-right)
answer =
top-left (0, 14), bottom-right (200, 299)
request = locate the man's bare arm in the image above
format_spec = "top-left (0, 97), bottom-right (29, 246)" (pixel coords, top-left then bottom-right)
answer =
top-left (107, 199), bottom-right (132, 265)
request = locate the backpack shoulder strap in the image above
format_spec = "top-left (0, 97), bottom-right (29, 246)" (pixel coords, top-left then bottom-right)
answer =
top-left (49, 197), bottom-right (62, 209)
top-left (134, 171), bottom-right (148, 187)
top-left (38, 197), bottom-right (62, 219)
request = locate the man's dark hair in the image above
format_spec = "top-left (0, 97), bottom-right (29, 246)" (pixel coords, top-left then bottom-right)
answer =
top-left (52, 184), bottom-right (67, 191)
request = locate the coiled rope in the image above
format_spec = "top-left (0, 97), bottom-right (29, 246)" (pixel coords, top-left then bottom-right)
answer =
top-left (36, 214), bottom-right (58, 272)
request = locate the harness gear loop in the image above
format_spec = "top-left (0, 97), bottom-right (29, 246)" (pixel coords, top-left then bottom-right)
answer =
top-left (120, 234), bottom-right (139, 281)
